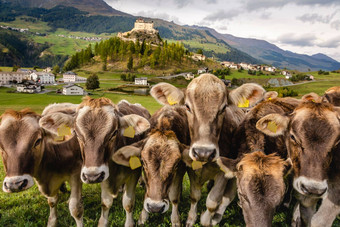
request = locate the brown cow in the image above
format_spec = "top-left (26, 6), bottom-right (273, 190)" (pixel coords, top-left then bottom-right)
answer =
top-left (113, 104), bottom-right (190, 226)
top-left (216, 97), bottom-right (299, 226)
top-left (150, 74), bottom-right (266, 226)
top-left (218, 152), bottom-right (292, 227)
top-left (324, 86), bottom-right (340, 106)
top-left (41, 97), bottom-right (151, 227)
top-left (256, 96), bottom-right (340, 226)
top-left (0, 106), bottom-right (83, 227)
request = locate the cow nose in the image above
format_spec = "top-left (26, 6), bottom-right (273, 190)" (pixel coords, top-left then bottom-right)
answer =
top-left (4, 179), bottom-right (28, 192)
top-left (192, 147), bottom-right (216, 162)
top-left (147, 203), bottom-right (165, 213)
top-left (300, 183), bottom-right (327, 196)
top-left (82, 171), bottom-right (105, 183)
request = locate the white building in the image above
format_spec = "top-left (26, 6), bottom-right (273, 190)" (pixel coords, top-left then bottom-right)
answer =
top-left (62, 84), bottom-right (85, 95)
top-left (63, 71), bottom-right (87, 83)
top-left (0, 72), bottom-right (30, 84)
top-left (16, 84), bottom-right (41, 93)
top-left (132, 19), bottom-right (156, 33)
top-left (191, 53), bottom-right (206, 61)
top-left (30, 72), bottom-right (55, 84)
top-left (198, 67), bottom-right (209, 74)
top-left (135, 77), bottom-right (148, 86)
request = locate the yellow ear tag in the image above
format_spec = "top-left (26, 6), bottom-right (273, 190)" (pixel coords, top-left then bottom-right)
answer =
top-left (54, 135), bottom-right (65, 142)
top-left (123, 126), bottom-right (135, 138)
top-left (267, 121), bottom-right (278, 133)
top-left (268, 97), bottom-right (272, 100)
top-left (57, 125), bottom-right (72, 136)
top-left (167, 96), bottom-right (178, 105)
top-left (129, 156), bottom-right (141, 170)
top-left (220, 167), bottom-right (227, 173)
top-left (192, 161), bottom-right (203, 170)
top-left (311, 99), bottom-right (315, 103)
top-left (238, 98), bottom-right (250, 108)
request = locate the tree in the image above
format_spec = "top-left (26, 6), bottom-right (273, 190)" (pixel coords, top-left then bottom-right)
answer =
top-left (127, 56), bottom-right (133, 71)
top-left (12, 65), bottom-right (20, 72)
top-left (52, 65), bottom-right (60, 75)
top-left (86, 74), bottom-right (100, 91)
top-left (197, 49), bottom-right (203, 55)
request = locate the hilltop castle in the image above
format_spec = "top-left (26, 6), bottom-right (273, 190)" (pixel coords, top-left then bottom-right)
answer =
top-left (117, 18), bottom-right (162, 45)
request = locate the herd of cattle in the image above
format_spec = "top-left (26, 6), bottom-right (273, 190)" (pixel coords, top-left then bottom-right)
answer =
top-left (1, 73), bottom-right (340, 227)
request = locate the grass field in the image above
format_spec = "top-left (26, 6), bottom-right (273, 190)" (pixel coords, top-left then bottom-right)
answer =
top-left (1, 71), bottom-right (340, 226)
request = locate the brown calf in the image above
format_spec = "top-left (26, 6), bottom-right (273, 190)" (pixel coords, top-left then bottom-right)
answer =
top-left (113, 104), bottom-right (190, 226)
top-left (41, 97), bottom-right (150, 227)
top-left (150, 74), bottom-right (266, 226)
top-left (0, 105), bottom-right (83, 227)
top-left (324, 86), bottom-right (340, 106)
top-left (216, 96), bottom-right (299, 226)
top-left (256, 95), bottom-right (340, 226)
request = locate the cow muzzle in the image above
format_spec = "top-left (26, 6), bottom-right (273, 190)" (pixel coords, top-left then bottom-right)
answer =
top-left (144, 198), bottom-right (169, 213)
top-left (3, 175), bottom-right (34, 193)
top-left (294, 176), bottom-right (328, 197)
top-left (190, 144), bottom-right (218, 162)
top-left (81, 165), bottom-right (109, 184)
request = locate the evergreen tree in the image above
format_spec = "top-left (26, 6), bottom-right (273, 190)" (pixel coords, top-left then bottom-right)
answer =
top-left (86, 74), bottom-right (100, 91)
top-left (127, 56), bottom-right (133, 71)
top-left (52, 65), bottom-right (60, 75)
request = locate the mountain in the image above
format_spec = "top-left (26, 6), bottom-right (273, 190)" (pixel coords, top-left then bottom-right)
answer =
top-left (2, 0), bottom-right (130, 16)
top-left (189, 26), bottom-right (340, 72)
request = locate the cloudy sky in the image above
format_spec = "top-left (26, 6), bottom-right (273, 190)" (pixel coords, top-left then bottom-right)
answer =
top-left (105, 0), bottom-right (340, 61)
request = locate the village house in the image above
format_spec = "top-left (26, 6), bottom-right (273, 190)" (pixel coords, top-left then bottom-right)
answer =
top-left (16, 82), bottom-right (41, 93)
top-left (198, 67), bottom-right (209, 74)
top-left (62, 84), bottom-right (85, 95)
top-left (184, 72), bottom-right (194, 80)
top-left (134, 77), bottom-right (148, 86)
top-left (0, 71), bottom-right (30, 85)
top-left (43, 67), bottom-right (52, 73)
top-left (63, 71), bottom-right (87, 83)
top-left (191, 53), bottom-right (206, 61)
top-left (30, 72), bottom-right (55, 84)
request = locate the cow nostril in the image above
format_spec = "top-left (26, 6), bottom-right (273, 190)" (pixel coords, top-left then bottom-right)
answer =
top-left (319, 187), bottom-right (327, 196)
top-left (147, 203), bottom-right (152, 212)
top-left (159, 205), bottom-right (165, 213)
top-left (82, 173), bottom-right (87, 181)
top-left (19, 179), bottom-right (28, 190)
top-left (4, 182), bottom-right (9, 189)
top-left (208, 149), bottom-right (216, 161)
top-left (98, 171), bottom-right (105, 181)
top-left (301, 183), bottom-right (309, 194)
top-left (192, 148), bottom-right (199, 159)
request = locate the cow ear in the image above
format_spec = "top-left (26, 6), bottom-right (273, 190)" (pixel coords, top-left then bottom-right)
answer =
top-left (216, 157), bottom-right (238, 179)
top-left (150, 82), bottom-right (185, 106)
top-left (229, 83), bottom-right (266, 107)
top-left (256, 113), bottom-right (289, 136)
top-left (264, 91), bottom-right (278, 100)
top-left (180, 144), bottom-right (192, 167)
top-left (112, 140), bottom-right (144, 167)
top-left (119, 114), bottom-right (150, 135)
top-left (283, 158), bottom-right (293, 176)
top-left (302, 92), bottom-right (322, 103)
top-left (39, 112), bottom-right (75, 138)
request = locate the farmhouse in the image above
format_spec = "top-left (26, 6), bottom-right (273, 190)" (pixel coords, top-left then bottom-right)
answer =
top-left (30, 72), bottom-right (55, 84)
top-left (0, 71), bottom-right (30, 85)
top-left (43, 67), bottom-right (52, 73)
top-left (63, 84), bottom-right (85, 95)
top-left (191, 53), bottom-right (206, 61)
top-left (135, 77), bottom-right (148, 86)
top-left (16, 83), bottom-right (41, 93)
top-left (63, 71), bottom-right (87, 83)
top-left (198, 67), bottom-right (209, 74)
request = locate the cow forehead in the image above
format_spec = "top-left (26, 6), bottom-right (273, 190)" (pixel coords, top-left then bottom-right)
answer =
top-left (76, 105), bottom-right (117, 137)
top-left (143, 134), bottom-right (181, 158)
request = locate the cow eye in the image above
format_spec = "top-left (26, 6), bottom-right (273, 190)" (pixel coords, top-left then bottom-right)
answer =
top-left (109, 129), bottom-right (118, 140)
top-left (185, 104), bottom-right (191, 113)
top-left (290, 134), bottom-right (296, 142)
top-left (34, 138), bottom-right (42, 147)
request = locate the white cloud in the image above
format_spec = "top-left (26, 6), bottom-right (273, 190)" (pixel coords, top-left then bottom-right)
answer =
top-left (297, 11), bottom-right (338, 24)
top-left (316, 36), bottom-right (340, 48)
top-left (135, 10), bottom-right (181, 24)
top-left (277, 33), bottom-right (317, 47)
top-left (203, 9), bottom-right (241, 22)
top-left (331, 20), bottom-right (340, 30)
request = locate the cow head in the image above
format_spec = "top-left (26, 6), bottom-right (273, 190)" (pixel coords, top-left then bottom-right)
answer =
top-left (324, 86), bottom-right (340, 106)
top-left (217, 152), bottom-right (292, 227)
top-left (151, 73), bottom-right (265, 162)
top-left (256, 98), bottom-right (340, 198)
top-left (0, 105), bottom-right (78, 193)
top-left (113, 129), bottom-right (189, 214)
top-left (67, 97), bottom-right (150, 184)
